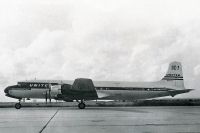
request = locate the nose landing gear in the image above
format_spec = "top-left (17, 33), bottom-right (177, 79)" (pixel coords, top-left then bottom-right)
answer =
top-left (15, 99), bottom-right (22, 109)
top-left (15, 103), bottom-right (21, 109)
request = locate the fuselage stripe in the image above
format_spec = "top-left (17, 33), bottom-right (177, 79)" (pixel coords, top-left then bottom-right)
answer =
top-left (162, 78), bottom-right (183, 80)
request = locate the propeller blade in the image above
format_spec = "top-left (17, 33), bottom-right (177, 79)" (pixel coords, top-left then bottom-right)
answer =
top-left (45, 91), bottom-right (47, 104)
top-left (49, 84), bottom-right (51, 103)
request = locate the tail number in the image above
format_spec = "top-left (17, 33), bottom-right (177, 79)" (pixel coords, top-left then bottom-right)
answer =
top-left (171, 65), bottom-right (180, 70)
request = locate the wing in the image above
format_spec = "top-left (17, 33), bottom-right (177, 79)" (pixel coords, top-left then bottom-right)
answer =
top-left (61, 78), bottom-right (98, 101)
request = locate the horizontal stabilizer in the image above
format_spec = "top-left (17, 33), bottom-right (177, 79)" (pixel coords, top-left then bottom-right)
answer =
top-left (168, 89), bottom-right (194, 97)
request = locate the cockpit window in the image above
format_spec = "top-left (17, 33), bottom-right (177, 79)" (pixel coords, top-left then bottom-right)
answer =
top-left (17, 83), bottom-right (28, 88)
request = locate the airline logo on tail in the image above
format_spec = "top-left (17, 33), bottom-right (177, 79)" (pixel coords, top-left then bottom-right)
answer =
top-left (162, 62), bottom-right (183, 81)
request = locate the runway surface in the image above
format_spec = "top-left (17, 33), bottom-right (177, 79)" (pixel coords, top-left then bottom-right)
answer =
top-left (0, 106), bottom-right (200, 133)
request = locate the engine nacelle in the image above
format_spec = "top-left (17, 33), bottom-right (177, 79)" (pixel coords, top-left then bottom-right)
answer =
top-left (61, 78), bottom-right (98, 100)
top-left (61, 84), bottom-right (72, 95)
top-left (50, 85), bottom-right (62, 98)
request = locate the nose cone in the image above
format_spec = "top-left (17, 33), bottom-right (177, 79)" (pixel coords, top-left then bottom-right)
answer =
top-left (4, 86), bottom-right (11, 94)
top-left (4, 85), bottom-right (21, 99)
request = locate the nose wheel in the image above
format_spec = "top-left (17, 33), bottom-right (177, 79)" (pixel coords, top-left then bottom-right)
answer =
top-left (15, 103), bottom-right (21, 109)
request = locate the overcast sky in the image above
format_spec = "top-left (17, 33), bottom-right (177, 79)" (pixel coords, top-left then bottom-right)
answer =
top-left (1, 0), bottom-right (200, 101)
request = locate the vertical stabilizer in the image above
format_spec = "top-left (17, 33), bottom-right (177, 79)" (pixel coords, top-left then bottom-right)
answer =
top-left (161, 61), bottom-right (185, 89)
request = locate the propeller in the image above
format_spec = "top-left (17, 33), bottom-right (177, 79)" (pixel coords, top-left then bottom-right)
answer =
top-left (45, 91), bottom-right (48, 104)
top-left (49, 84), bottom-right (51, 103)
top-left (45, 84), bottom-right (51, 104)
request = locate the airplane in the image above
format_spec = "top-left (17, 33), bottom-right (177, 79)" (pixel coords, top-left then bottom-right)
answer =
top-left (4, 61), bottom-right (193, 109)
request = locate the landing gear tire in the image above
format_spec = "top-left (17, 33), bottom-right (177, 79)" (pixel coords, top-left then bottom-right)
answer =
top-left (15, 103), bottom-right (21, 109)
top-left (78, 102), bottom-right (85, 109)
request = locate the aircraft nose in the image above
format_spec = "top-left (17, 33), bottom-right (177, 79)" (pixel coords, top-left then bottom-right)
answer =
top-left (4, 86), bottom-right (11, 94)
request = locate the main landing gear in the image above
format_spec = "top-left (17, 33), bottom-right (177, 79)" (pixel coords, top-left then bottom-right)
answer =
top-left (77, 100), bottom-right (86, 109)
top-left (15, 99), bottom-right (22, 109)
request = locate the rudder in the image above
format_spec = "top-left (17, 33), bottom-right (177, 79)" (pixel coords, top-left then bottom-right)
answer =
top-left (161, 61), bottom-right (185, 89)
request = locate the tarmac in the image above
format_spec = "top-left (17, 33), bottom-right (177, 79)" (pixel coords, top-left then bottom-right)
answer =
top-left (0, 106), bottom-right (200, 133)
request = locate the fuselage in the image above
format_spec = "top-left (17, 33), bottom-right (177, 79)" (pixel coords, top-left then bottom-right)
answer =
top-left (4, 79), bottom-right (182, 101)
top-left (4, 61), bottom-right (194, 110)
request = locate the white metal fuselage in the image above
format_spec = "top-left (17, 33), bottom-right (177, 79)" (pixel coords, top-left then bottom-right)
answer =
top-left (7, 80), bottom-right (178, 101)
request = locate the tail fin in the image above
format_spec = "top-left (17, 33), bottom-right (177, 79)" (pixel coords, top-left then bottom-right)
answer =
top-left (161, 61), bottom-right (185, 89)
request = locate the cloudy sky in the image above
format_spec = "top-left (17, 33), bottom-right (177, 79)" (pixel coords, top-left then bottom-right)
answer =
top-left (1, 0), bottom-right (200, 101)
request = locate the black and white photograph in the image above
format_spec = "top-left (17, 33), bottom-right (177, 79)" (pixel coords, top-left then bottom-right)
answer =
top-left (0, 0), bottom-right (200, 133)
